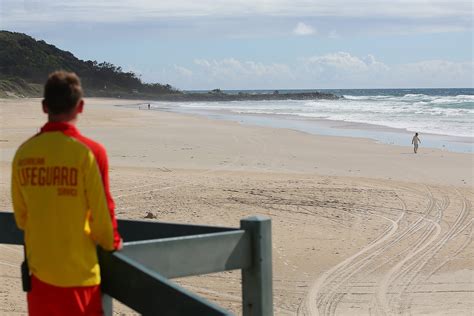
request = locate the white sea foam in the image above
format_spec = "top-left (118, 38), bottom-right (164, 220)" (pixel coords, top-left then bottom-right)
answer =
top-left (167, 93), bottom-right (474, 138)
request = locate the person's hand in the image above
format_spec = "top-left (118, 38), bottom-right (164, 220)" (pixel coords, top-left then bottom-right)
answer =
top-left (115, 238), bottom-right (123, 251)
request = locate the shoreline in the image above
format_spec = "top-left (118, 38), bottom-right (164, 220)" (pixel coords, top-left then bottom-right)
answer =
top-left (103, 99), bottom-right (472, 187)
top-left (2, 97), bottom-right (472, 187)
top-left (125, 102), bottom-right (474, 154)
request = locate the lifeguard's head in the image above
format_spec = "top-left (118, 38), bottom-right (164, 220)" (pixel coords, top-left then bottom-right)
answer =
top-left (42, 71), bottom-right (84, 120)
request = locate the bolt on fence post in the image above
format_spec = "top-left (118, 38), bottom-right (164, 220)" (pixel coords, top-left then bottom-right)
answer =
top-left (102, 294), bottom-right (113, 316)
top-left (240, 216), bottom-right (273, 316)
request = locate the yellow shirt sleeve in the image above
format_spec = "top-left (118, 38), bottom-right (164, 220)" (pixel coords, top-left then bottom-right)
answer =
top-left (83, 151), bottom-right (115, 251)
top-left (11, 152), bottom-right (28, 230)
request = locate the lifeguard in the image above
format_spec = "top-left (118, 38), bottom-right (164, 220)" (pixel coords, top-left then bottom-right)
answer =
top-left (11, 71), bottom-right (122, 315)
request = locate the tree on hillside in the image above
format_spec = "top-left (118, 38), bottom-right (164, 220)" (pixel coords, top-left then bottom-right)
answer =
top-left (0, 30), bottom-right (180, 96)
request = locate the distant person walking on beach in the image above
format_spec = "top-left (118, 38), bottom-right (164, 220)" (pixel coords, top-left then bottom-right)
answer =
top-left (412, 133), bottom-right (421, 153)
top-left (148, 103), bottom-right (150, 110)
top-left (11, 71), bottom-right (122, 315)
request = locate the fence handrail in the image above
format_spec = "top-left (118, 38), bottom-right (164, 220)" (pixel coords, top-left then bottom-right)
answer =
top-left (98, 250), bottom-right (231, 315)
top-left (121, 230), bottom-right (252, 279)
top-left (0, 211), bottom-right (273, 316)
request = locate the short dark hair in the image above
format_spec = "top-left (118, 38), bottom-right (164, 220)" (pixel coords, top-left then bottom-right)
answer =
top-left (43, 71), bottom-right (83, 114)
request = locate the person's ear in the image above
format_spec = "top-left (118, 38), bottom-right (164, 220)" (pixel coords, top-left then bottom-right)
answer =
top-left (42, 100), bottom-right (49, 114)
top-left (76, 99), bottom-right (84, 114)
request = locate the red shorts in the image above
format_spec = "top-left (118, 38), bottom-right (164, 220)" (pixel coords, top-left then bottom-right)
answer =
top-left (27, 275), bottom-right (103, 316)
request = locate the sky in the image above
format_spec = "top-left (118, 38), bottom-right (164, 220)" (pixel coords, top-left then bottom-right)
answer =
top-left (1, 0), bottom-right (473, 90)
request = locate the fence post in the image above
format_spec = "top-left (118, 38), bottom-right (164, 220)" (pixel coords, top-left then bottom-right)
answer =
top-left (240, 216), bottom-right (273, 316)
top-left (102, 294), bottom-right (113, 316)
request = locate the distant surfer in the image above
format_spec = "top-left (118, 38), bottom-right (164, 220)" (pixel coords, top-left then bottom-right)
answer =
top-left (412, 133), bottom-right (421, 153)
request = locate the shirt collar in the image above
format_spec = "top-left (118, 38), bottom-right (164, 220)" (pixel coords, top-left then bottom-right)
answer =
top-left (40, 122), bottom-right (80, 136)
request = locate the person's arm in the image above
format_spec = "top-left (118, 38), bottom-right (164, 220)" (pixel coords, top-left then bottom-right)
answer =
top-left (418, 137), bottom-right (421, 143)
top-left (83, 151), bottom-right (116, 251)
top-left (11, 154), bottom-right (28, 230)
top-left (94, 146), bottom-right (122, 250)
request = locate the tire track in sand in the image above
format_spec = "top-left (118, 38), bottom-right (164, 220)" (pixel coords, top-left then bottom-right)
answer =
top-left (298, 186), bottom-right (408, 316)
top-left (298, 183), bottom-right (448, 316)
top-left (376, 186), bottom-right (442, 315)
top-left (400, 190), bottom-right (472, 314)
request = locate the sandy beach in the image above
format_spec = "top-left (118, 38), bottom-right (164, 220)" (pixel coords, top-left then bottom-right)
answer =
top-left (0, 98), bottom-right (472, 315)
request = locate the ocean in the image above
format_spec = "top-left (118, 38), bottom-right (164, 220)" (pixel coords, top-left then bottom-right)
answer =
top-left (149, 88), bottom-right (474, 153)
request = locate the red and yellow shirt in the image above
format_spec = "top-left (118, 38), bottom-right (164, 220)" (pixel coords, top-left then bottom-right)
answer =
top-left (11, 122), bottom-right (121, 287)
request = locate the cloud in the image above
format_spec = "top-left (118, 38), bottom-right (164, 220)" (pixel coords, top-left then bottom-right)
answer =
top-left (1, 0), bottom-right (470, 40)
top-left (174, 65), bottom-right (193, 78)
top-left (158, 58), bottom-right (294, 89)
top-left (391, 60), bottom-right (473, 87)
top-left (299, 52), bottom-right (391, 87)
top-left (2, 0), bottom-right (472, 24)
top-left (164, 53), bottom-right (472, 89)
top-left (193, 58), bottom-right (292, 79)
top-left (304, 52), bottom-right (389, 75)
top-left (293, 22), bottom-right (316, 36)
top-left (328, 30), bottom-right (340, 39)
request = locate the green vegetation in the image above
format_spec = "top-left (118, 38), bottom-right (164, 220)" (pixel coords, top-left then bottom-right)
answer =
top-left (0, 77), bottom-right (42, 98)
top-left (0, 30), bottom-right (338, 101)
top-left (0, 30), bottom-right (180, 98)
